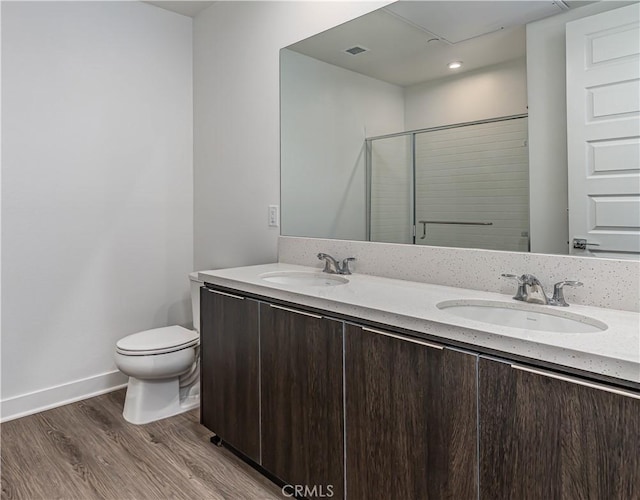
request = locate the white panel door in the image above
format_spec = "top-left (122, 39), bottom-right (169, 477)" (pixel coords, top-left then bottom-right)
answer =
top-left (566, 4), bottom-right (640, 258)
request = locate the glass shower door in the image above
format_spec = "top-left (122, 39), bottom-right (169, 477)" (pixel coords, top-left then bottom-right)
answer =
top-left (367, 135), bottom-right (414, 244)
top-left (414, 117), bottom-right (529, 251)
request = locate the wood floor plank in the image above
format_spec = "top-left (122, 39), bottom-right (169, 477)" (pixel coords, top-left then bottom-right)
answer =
top-left (1, 390), bottom-right (283, 500)
top-left (2, 413), bottom-right (104, 500)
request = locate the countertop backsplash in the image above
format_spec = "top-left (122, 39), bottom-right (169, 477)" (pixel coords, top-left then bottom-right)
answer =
top-left (278, 236), bottom-right (640, 312)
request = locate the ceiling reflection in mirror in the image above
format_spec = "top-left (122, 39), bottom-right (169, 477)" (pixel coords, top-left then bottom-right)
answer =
top-left (280, 1), bottom-right (640, 258)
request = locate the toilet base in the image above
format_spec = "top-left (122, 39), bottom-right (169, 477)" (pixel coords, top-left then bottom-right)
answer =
top-left (122, 377), bottom-right (200, 425)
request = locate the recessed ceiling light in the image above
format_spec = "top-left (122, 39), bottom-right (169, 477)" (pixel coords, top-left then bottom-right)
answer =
top-left (448, 61), bottom-right (463, 70)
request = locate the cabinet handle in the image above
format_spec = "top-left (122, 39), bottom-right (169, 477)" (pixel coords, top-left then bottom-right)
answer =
top-left (361, 327), bottom-right (443, 350)
top-left (511, 364), bottom-right (640, 400)
top-left (206, 289), bottom-right (245, 300)
top-left (269, 304), bottom-right (322, 319)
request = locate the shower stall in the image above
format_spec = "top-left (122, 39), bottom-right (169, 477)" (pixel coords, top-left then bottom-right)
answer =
top-left (366, 114), bottom-right (530, 252)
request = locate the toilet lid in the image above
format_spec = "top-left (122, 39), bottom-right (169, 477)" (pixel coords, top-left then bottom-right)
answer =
top-left (116, 326), bottom-right (199, 356)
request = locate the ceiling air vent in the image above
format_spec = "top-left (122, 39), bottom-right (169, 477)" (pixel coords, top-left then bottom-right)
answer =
top-left (344, 46), bottom-right (369, 56)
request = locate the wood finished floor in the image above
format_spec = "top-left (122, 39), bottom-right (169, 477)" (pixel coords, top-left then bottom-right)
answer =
top-left (1, 390), bottom-right (284, 500)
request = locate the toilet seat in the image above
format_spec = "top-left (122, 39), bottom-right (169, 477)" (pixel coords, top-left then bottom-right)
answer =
top-left (116, 325), bottom-right (199, 356)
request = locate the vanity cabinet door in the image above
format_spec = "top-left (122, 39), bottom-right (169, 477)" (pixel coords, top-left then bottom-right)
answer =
top-left (200, 288), bottom-right (260, 462)
top-left (479, 357), bottom-right (640, 499)
top-left (260, 304), bottom-right (344, 500)
top-left (345, 324), bottom-right (478, 500)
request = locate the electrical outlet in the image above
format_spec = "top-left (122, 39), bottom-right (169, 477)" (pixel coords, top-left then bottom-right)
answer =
top-left (268, 205), bottom-right (279, 227)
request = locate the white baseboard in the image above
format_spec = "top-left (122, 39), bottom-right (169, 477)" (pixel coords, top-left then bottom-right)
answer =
top-left (1, 370), bottom-right (129, 422)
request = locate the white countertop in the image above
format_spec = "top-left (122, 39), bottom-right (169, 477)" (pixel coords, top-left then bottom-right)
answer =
top-left (199, 263), bottom-right (640, 385)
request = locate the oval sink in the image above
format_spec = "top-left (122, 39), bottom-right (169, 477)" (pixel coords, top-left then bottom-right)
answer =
top-left (259, 271), bottom-right (349, 287)
top-left (436, 299), bottom-right (607, 333)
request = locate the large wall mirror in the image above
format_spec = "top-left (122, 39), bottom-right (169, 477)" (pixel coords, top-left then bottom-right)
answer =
top-left (280, 0), bottom-right (640, 259)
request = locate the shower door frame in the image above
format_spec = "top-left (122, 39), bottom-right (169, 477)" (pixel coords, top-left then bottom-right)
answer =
top-left (366, 113), bottom-right (529, 246)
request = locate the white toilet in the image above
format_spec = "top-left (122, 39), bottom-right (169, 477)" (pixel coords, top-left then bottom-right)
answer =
top-left (114, 272), bottom-right (204, 424)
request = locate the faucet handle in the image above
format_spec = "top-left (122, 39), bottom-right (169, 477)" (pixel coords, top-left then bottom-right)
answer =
top-left (551, 280), bottom-right (583, 307)
top-left (501, 273), bottom-right (524, 282)
top-left (501, 273), bottom-right (527, 301)
top-left (555, 280), bottom-right (583, 288)
top-left (340, 257), bottom-right (356, 275)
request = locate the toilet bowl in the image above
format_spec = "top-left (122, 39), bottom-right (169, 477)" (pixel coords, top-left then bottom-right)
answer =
top-left (114, 272), bottom-right (203, 424)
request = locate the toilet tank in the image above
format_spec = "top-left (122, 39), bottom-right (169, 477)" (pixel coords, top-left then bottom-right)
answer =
top-left (189, 272), bottom-right (204, 332)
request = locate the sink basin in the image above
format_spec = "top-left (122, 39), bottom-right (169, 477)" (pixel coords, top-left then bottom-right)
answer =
top-left (436, 299), bottom-right (607, 333)
top-left (259, 271), bottom-right (349, 287)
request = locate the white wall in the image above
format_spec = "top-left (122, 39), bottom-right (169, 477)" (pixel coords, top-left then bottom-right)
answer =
top-left (526, 1), bottom-right (632, 255)
top-left (1, 2), bottom-right (193, 420)
top-left (0, 3), bottom-right (4, 406)
top-left (280, 49), bottom-right (405, 240)
top-left (193, 1), bottom-right (389, 271)
top-left (404, 57), bottom-right (528, 131)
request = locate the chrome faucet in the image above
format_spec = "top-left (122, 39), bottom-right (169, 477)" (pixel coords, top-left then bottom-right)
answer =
top-left (317, 253), bottom-right (356, 275)
top-left (501, 274), bottom-right (583, 307)
top-left (520, 274), bottom-right (549, 305)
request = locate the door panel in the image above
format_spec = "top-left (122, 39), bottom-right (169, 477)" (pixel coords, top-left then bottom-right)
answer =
top-left (479, 358), bottom-right (640, 499)
top-left (200, 288), bottom-right (260, 462)
top-left (260, 304), bottom-right (344, 499)
top-left (345, 325), bottom-right (477, 500)
top-left (566, 4), bottom-right (640, 257)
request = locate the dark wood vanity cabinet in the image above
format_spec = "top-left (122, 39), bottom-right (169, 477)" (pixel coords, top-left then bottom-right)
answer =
top-left (479, 357), bottom-right (640, 500)
top-left (260, 304), bottom-right (345, 499)
top-left (200, 288), bottom-right (260, 462)
top-left (200, 286), bottom-right (639, 500)
top-left (345, 325), bottom-right (478, 500)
